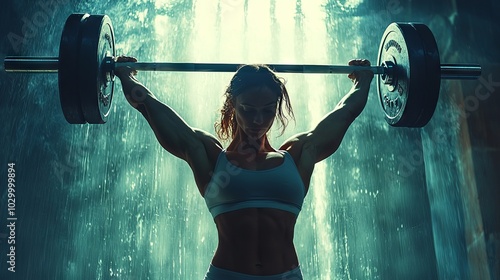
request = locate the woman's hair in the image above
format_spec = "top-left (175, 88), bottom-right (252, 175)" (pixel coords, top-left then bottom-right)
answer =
top-left (215, 64), bottom-right (295, 141)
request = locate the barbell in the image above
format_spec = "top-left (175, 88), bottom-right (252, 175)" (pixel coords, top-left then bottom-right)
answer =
top-left (3, 13), bottom-right (482, 126)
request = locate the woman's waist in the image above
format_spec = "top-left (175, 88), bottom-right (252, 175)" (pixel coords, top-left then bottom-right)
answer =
top-left (211, 245), bottom-right (299, 276)
top-left (215, 234), bottom-right (296, 255)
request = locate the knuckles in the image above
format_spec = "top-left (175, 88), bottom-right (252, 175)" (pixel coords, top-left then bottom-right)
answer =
top-left (348, 58), bottom-right (373, 81)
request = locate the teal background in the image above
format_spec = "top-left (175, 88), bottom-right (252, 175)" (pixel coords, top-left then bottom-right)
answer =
top-left (1, 0), bottom-right (499, 279)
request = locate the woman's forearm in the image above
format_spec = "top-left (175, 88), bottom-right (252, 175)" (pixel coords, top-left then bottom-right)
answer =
top-left (334, 80), bottom-right (371, 119)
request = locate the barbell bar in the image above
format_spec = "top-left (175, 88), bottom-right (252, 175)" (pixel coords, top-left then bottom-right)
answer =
top-left (4, 56), bottom-right (481, 79)
top-left (2, 13), bottom-right (483, 126)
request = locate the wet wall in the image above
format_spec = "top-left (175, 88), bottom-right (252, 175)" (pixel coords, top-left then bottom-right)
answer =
top-left (1, 0), bottom-right (499, 279)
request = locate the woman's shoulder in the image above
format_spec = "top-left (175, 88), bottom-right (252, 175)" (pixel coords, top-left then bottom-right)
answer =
top-left (193, 128), bottom-right (224, 160)
top-left (278, 132), bottom-right (316, 173)
top-left (279, 132), bottom-right (310, 154)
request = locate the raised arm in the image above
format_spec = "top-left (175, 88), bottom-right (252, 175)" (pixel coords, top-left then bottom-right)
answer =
top-left (281, 59), bottom-right (374, 163)
top-left (114, 56), bottom-right (221, 163)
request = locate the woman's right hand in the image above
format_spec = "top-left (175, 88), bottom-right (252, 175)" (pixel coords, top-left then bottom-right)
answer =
top-left (114, 55), bottom-right (138, 80)
top-left (114, 55), bottom-right (147, 109)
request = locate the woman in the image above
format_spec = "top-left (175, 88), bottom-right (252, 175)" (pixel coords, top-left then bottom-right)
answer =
top-left (115, 56), bottom-right (374, 279)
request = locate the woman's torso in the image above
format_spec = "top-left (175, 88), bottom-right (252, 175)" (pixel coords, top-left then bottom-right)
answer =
top-left (191, 139), bottom-right (313, 275)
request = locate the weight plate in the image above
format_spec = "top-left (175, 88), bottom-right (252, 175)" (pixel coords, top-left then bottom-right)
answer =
top-left (58, 13), bottom-right (88, 124)
top-left (78, 14), bottom-right (115, 124)
top-left (410, 23), bottom-right (440, 127)
top-left (377, 22), bottom-right (426, 127)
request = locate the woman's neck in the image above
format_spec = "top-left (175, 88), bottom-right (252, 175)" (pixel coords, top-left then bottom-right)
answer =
top-left (227, 130), bottom-right (274, 154)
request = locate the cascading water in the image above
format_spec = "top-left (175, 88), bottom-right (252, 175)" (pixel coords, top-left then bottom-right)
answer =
top-left (1, 0), bottom-right (491, 279)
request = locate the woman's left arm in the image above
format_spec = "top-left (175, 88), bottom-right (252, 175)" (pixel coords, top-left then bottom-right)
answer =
top-left (281, 59), bottom-right (374, 163)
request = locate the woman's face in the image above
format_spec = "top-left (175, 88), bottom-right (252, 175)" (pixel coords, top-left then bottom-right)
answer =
top-left (233, 86), bottom-right (278, 139)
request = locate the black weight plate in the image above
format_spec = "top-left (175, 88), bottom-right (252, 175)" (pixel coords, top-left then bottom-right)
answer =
top-left (58, 13), bottom-right (88, 124)
top-left (410, 23), bottom-right (440, 127)
top-left (377, 22), bottom-right (426, 127)
top-left (78, 14), bottom-right (115, 124)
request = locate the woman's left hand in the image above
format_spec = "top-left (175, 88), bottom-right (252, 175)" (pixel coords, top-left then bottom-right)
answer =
top-left (348, 59), bottom-right (374, 86)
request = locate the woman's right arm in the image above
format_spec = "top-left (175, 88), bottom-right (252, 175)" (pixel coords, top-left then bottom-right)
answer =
top-left (114, 56), bottom-right (218, 162)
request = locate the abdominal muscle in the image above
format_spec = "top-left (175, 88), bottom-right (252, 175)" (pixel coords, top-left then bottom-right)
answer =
top-left (210, 207), bottom-right (300, 275)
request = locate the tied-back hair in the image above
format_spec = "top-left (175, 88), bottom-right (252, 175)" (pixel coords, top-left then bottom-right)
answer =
top-left (214, 64), bottom-right (295, 141)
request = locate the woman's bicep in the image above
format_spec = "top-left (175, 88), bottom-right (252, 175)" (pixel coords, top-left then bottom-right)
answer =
top-left (141, 96), bottom-right (204, 160)
top-left (281, 107), bottom-right (354, 163)
top-left (308, 106), bottom-right (355, 162)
